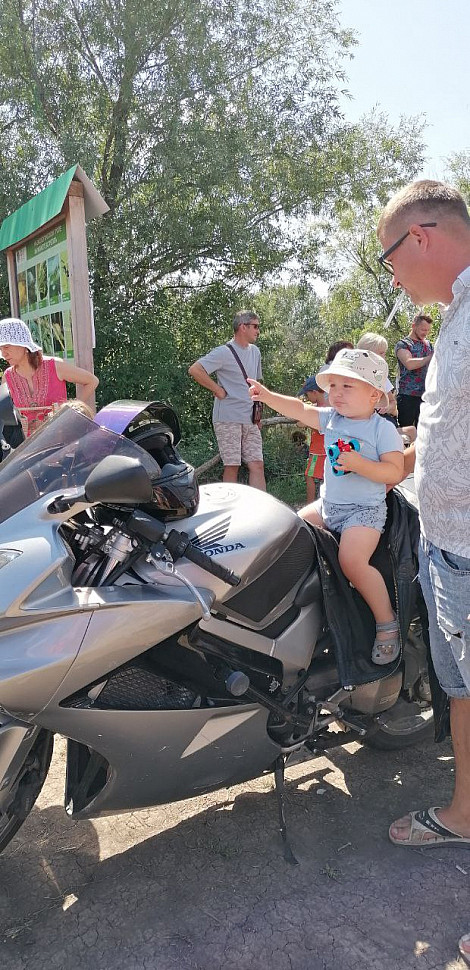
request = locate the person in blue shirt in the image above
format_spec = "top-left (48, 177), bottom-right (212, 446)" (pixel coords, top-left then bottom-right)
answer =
top-left (248, 348), bottom-right (404, 665)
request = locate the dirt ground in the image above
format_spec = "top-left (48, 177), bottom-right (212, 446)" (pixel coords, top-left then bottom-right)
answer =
top-left (0, 733), bottom-right (468, 970)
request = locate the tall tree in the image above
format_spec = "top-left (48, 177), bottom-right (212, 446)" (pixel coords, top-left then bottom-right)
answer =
top-left (0, 0), bottom-right (358, 295)
top-left (310, 111), bottom-right (427, 350)
top-left (0, 0), bottom-right (359, 408)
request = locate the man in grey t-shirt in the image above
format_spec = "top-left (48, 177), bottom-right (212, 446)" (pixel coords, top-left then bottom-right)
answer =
top-left (188, 311), bottom-right (266, 489)
top-left (377, 181), bottom-right (470, 941)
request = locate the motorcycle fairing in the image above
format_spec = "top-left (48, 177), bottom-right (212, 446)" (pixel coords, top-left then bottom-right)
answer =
top-left (197, 601), bottom-right (324, 688)
top-left (0, 514), bottom-right (214, 717)
top-left (47, 583), bottom-right (214, 703)
top-left (35, 703), bottom-right (280, 818)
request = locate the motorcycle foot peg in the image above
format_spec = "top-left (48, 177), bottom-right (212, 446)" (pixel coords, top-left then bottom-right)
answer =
top-left (225, 670), bottom-right (250, 697)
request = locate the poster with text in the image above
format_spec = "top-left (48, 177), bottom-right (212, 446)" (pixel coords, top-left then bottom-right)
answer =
top-left (15, 222), bottom-right (74, 359)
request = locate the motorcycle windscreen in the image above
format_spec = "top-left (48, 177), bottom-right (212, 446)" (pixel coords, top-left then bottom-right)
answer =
top-left (0, 408), bottom-right (162, 526)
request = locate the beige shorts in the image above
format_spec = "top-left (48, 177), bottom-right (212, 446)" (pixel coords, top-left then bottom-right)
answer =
top-left (214, 422), bottom-right (263, 466)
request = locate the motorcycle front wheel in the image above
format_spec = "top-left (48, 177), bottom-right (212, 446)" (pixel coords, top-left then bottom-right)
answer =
top-left (0, 729), bottom-right (53, 854)
top-left (362, 697), bottom-right (434, 750)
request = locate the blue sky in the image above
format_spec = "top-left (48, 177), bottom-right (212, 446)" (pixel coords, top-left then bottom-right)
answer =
top-left (338, 0), bottom-right (470, 177)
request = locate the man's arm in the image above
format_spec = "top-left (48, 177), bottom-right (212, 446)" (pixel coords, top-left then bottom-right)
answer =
top-left (402, 442), bottom-right (416, 478)
top-left (396, 347), bottom-right (433, 370)
top-left (385, 443), bottom-right (415, 493)
top-left (188, 362), bottom-right (226, 400)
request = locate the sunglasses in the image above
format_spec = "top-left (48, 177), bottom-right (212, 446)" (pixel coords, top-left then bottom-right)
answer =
top-left (377, 222), bottom-right (437, 274)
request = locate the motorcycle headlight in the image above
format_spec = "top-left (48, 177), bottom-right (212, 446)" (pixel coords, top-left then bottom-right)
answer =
top-left (0, 550), bottom-right (22, 570)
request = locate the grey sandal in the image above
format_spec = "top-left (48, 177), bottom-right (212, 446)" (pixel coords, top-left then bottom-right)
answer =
top-left (372, 618), bottom-right (400, 665)
top-left (459, 933), bottom-right (470, 967)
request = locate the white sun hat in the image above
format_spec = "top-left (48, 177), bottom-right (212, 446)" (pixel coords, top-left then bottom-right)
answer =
top-left (315, 348), bottom-right (389, 409)
top-left (0, 318), bottom-right (42, 353)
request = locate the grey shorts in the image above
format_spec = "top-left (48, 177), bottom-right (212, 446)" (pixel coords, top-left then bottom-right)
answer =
top-left (419, 537), bottom-right (470, 698)
top-left (314, 498), bottom-right (387, 534)
top-left (213, 421), bottom-right (263, 467)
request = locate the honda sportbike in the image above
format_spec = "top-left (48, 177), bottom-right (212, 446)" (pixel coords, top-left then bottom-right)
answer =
top-left (0, 395), bottom-right (432, 858)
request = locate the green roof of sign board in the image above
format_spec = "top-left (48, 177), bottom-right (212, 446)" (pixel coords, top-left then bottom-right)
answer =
top-left (0, 164), bottom-right (109, 251)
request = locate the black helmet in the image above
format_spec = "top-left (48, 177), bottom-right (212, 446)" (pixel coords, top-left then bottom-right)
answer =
top-left (123, 413), bottom-right (198, 521)
top-left (95, 400), bottom-right (199, 521)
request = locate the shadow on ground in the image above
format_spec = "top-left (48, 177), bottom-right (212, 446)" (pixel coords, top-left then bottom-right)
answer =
top-left (0, 736), bottom-right (467, 970)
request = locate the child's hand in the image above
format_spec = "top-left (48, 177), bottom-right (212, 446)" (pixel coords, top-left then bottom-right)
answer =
top-left (247, 378), bottom-right (269, 402)
top-left (334, 450), bottom-right (362, 474)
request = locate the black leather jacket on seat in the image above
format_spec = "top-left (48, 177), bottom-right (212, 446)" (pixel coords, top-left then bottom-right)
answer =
top-left (309, 486), bottom-right (449, 741)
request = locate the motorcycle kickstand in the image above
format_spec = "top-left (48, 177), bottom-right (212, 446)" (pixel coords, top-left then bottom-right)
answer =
top-left (273, 755), bottom-right (299, 866)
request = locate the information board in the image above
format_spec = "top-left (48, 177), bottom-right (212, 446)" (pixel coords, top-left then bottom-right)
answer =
top-left (15, 222), bottom-right (74, 359)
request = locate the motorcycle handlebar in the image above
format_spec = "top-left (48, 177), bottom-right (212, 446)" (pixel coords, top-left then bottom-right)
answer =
top-left (126, 509), bottom-right (167, 544)
top-left (164, 530), bottom-right (241, 587)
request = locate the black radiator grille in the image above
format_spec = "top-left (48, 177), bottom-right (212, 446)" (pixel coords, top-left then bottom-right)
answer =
top-left (225, 528), bottom-right (315, 622)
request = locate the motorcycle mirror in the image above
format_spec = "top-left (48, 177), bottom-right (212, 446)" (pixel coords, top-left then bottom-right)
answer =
top-left (0, 384), bottom-right (22, 428)
top-left (85, 455), bottom-right (154, 505)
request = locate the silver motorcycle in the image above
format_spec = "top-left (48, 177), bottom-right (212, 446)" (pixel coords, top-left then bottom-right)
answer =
top-left (0, 393), bottom-right (432, 859)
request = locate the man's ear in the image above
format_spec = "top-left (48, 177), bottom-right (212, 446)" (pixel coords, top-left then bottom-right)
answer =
top-left (408, 224), bottom-right (431, 251)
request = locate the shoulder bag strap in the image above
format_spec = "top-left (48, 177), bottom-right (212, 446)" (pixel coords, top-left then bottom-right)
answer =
top-left (226, 342), bottom-right (249, 381)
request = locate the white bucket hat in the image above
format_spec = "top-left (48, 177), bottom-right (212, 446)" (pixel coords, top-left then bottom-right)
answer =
top-left (0, 318), bottom-right (42, 353)
top-left (316, 348), bottom-right (389, 409)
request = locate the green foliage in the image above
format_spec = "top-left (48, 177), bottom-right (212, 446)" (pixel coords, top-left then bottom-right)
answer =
top-left (262, 422), bottom-right (307, 504)
top-left (94, 282), bottom-right (241, 439)
top-left (253, 284), bottom-right (323, 392)
top-left (179, 427), bottom-right (219, 472)
top-left (0, 0), bottom-right (357, 293)
top-left (308, 111), bottom-right (428, 345)
top-left (447, 151), bottom-right (470, 203)
top-left (0, 0), bottom-right (447, 469)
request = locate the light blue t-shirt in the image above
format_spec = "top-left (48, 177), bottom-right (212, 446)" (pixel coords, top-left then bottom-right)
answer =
top-left (197, 340), bottom-right (263, 424)
top-left (318, 408), bottom-right (404, 507)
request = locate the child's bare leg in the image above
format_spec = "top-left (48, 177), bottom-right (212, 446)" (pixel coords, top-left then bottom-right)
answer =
top-left (338, 527), bottom-right (393, 621)
top-left (306, 475), bottom-right (317, 503)
top-left (298, 500), bottom-right (324, 528)
top-left (338, 526), bottom-right (399, 664)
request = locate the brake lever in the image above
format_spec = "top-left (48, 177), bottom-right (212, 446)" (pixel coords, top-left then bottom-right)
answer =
top-left (146, 554), bottom-right (211, 621)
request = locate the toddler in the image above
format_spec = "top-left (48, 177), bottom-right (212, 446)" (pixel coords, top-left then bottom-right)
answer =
top-left (248, 349), bottom-right (405, 664)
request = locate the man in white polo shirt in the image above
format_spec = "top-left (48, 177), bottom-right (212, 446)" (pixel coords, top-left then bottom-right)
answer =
top-left (188, 311), bottom-right (266, 489)
top-left (377, 180), bottom-right (470, 961)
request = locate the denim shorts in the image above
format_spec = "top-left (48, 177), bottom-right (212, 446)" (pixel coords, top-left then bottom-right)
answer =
top-left (315, 499), bottom-right (387, 534)
top-left (419, 537), bottom-right (470, 698)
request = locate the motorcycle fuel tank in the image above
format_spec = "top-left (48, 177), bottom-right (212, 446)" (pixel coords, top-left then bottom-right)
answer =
top-left (135, 482), bottom-right (317, 630)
